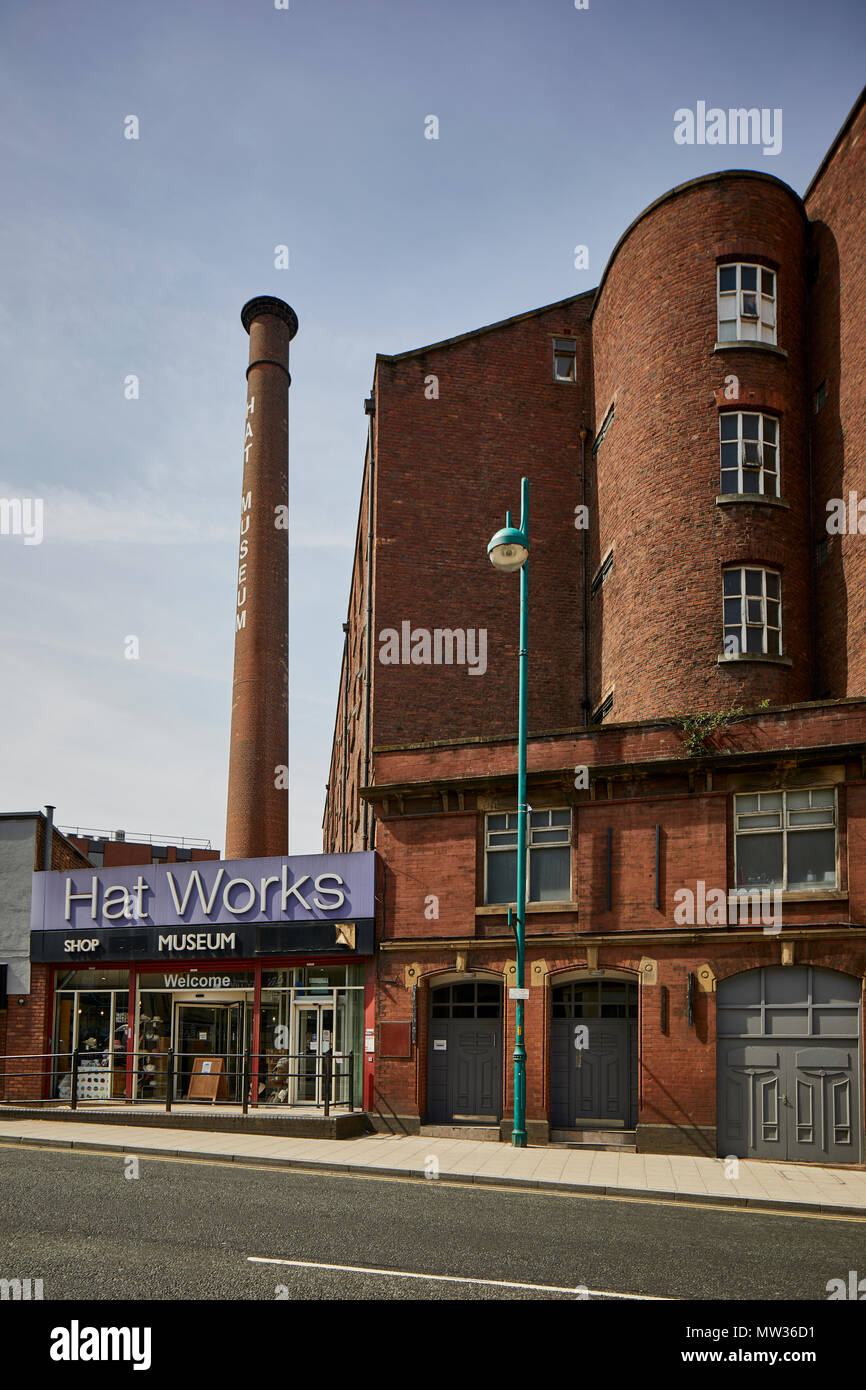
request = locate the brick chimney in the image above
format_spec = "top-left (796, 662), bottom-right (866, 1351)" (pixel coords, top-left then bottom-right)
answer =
top-left (225, 296), bottom-right (298, 859)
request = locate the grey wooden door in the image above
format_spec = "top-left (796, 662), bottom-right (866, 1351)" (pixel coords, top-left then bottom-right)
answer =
top-left (717, 967), bottom-right (862, 1163)
top-left (427, 982), bottom-right (502, 1124)
top-left (550, 981), bottom-right (638, 1129)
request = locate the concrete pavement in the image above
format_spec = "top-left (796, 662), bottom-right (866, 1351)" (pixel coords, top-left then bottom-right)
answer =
top-left (0, 1117), bottom-right (864, 1215)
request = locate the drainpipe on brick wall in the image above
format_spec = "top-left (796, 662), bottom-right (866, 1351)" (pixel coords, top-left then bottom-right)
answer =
top-left (43, 804), bottom-right (55, 871)
top-left (579, 427), bottom-right (590, 724)
top-left (362, 392), bottom-right (376, 851)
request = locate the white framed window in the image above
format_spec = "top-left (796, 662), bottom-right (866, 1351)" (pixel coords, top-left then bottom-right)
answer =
top-left (553, 337), bottom-right (577, 382)
top-left (723, 567), bottom-right (781, 656)
top-left (485, 809), bottom-right (571, 904)
top-left (719, 412), bottom-right (779, 496)
top-left (734, 787), bottom-right (837, 891)
top-left (717, 263), bottom-right (776, 344)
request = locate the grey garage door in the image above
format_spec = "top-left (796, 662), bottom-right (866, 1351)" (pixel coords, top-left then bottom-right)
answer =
top-left (550, 981), bottom-right (638, 1129)
top-left (427, 982), bottom-right (502, 1125)
top-left (717, 966), bottom-right (862, 1163)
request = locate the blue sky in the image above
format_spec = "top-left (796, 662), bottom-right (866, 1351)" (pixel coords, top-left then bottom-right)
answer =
top-left (0, 0), bottom-right (862, 854)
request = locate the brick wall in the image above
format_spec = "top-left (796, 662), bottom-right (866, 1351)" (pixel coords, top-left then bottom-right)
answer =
top-left (372, 697), bottom-right (866, 788)
top-left (324, 434), bottom-right (374, 853)
top-left (378, 812), bottom-right (478, 939)
top-left (1, 964), bottom-right (49, 1101)
top-left (806, 93), bottom-right (866, 699)
top-left (371, 295), bottom-right (593, 750)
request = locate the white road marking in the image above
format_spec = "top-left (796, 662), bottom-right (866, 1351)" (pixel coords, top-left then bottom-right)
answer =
top-left (247, 1256), bottom-right (669, 1298)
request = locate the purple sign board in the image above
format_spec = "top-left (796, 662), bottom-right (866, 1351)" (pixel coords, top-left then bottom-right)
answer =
top-left (31, 852), bottom-right (376, 933)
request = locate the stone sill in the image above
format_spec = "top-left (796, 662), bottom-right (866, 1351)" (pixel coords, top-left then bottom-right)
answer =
top-left (475, 902), bottom-right (579, 916)
top-left (713, 341), bottom-right (788, 360)
top-left (716, 493), bottom-right (790, 510)
top-left (717, 653), bottom-right (793, 667)
top-left (730, 889), bottom-right (847, 903)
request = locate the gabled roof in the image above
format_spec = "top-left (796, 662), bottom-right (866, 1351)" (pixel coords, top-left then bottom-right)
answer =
top-left (375, 289), bottom-right (595, 364)
top-left (804, 84), bottom-right (866, 203)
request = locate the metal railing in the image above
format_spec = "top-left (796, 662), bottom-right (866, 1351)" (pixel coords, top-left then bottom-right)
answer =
top-left (0, 1049), bottom-right (356, 1115)
top-left (59, 826), bottom-right (213, 849)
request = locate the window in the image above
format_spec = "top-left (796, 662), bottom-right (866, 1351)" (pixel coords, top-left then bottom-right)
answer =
top-left (734, 788), bottom-right (837, 891)
top-left (723, 567), bottom-right (781, 655)
top-left (52, 972), bottom-right (130, 1101)
top-left (717, 263), bottom-right (777, 344)
top-left (431, 982), bottom-right (501, 1019)
top-left (553, 980), bottom-right (638, 1019)
top-left (815, 537), bottom-right (829, 567)
top-left (591, 692), bottom-right (613, 724)
top-left (719, 412), bottom-right (779, 496)
top-left (553, 337), bottom-right (577, 382)
top-left (485, 809), bottom-right (571, 904)
top-left (591, 549), bottom-right (613, 595)
top-left (814, 380), bottom-right (827, 414)
top-left (591, 404), bottom-right (615, 457)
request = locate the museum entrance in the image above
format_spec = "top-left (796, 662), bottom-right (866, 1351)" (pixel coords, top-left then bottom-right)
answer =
top-left (173, 1000), bottom-right (246, 1102)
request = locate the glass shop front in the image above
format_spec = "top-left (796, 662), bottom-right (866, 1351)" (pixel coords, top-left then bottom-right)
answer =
top-left (51, 961), bottom-right (366, 1108)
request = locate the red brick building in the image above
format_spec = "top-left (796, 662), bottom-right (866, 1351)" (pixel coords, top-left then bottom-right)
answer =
top-left (323, 91), bottom-right (866, 1160)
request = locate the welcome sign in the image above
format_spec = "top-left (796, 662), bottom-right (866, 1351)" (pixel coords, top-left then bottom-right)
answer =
top-left (31, 852), bottom-right (376, 933)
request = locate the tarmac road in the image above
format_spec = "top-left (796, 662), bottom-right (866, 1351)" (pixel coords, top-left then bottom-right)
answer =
top-left (0, 1143), bottom-right (863, 1302)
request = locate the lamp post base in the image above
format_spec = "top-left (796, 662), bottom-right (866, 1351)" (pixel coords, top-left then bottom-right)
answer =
top-left (513, 1041), bottom-right (527, 1147)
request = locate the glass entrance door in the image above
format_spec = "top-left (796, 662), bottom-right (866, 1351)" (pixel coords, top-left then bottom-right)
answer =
top-left (174, 1003), bottom-right (244, 1101)
top-left (293, 1004), bottom-right (340, 1105)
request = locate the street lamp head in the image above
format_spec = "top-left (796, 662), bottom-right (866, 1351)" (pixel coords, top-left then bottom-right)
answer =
top-left (487, 524), bottom-right (529, 573)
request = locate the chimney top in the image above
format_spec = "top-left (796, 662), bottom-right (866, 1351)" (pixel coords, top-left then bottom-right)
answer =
top-left (241, 295), bottom-right (299, 338)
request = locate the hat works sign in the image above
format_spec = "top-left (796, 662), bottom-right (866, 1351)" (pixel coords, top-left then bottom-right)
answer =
top-left (31, 852), bottom-right (376, 934)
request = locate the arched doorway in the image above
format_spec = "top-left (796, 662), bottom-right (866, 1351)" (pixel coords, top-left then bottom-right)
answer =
top-left (717, 966), bottom-right (862, 1163)
top-left (426, 980), bottom-right (502, 1125)
top-left (550, 979), bottom-right (638, 1130)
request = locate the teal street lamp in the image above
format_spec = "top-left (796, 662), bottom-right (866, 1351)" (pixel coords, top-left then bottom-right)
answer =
top-left (487, 476), bottom-right (529, 1148)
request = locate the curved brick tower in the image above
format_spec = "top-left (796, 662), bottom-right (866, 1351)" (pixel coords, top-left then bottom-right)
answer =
top-left (225, 295), bottom-right (298, 859)
top-left (590, 172), bottom-right (811, 719)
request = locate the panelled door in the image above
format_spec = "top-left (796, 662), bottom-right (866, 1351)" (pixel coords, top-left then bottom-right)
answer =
top-left (292, 1003), bottom-right (343, 1106)
top-left (427, 982), bottom-right (502, 1125)
top-left (717, 967), bottom-right (862, 1163)
top-left (550, 980), bottom-right (638, 1129)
